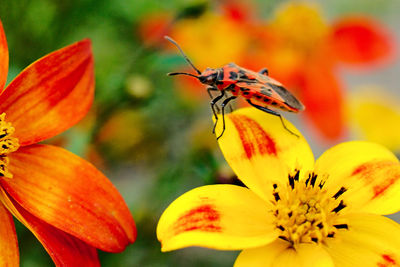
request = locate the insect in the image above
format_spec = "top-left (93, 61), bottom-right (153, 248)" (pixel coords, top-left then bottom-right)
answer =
top-left (165, 36), bottom-right (305, 139)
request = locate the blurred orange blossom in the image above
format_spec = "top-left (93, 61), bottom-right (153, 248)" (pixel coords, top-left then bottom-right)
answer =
top-left (156, 1), bottom-right (394, 141)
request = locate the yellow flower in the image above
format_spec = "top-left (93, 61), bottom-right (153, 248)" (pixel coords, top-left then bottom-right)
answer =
top-left (348, 85), bottom-right (400, 153)
top-left (170, 13), bottom-right (249, 70)
top-left (157, 107), bottom-right (400, 266)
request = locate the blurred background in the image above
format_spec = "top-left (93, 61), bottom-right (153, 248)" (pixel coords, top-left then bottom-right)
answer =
top-left (0, 0), bottom-right (399, 266)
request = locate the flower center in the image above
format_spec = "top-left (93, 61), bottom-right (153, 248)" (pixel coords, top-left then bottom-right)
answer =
top-left (271, 170), bottom-right (348, 247)
top-left (0, 113), bottom-right (19, 178)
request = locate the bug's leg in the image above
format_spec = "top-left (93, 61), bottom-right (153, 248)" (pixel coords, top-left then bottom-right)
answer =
top-left (207, 86), bottom-right (218, 99)
top-left (211, 90), bottom-right (225, 133)
top-left (246, 99), bottom-right (299, 137)
top-left (208, 86), bottom-right (221, 112)
top-left (258, 68), bottom-right (269, 76)
top-left (216, 96), bottom-right (237, 140)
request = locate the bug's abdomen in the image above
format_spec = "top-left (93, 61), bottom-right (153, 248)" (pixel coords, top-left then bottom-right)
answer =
top-left (251, 91), bottom-right (299, 113)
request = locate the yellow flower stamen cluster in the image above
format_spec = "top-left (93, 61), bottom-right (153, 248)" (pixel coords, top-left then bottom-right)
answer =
top-left (271, 170), bottom-right (348, 248)
top-left (0, 113), bottom-right (19, 178)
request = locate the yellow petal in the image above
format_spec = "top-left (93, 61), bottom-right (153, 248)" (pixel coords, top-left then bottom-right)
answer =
top-left (315, 141), bottom-right (400, 214)
top-left (273, 244), bottom-right (334, 267)
top-left (235, 240), bottom-right (334, 267)
top-left (157, 184), bottom-right (277, 252)
top-left (325, 213), bottom-right (400, 267)
top-left (349, 87), bottom-right (400, 152)
top-left (234, 239), bottom-right (290, 267)
top-left (216, 107), bottom-right (314, 201)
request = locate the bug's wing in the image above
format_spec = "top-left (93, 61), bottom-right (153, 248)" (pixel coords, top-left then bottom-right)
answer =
top-left (234, 66), bottom-right (304, 111)
top-left (267, 82), bottom-right (305, 111)
top-left (236, 80), bottom-right (305, 111)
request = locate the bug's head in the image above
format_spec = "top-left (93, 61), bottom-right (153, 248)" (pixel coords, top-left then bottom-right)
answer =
top-left (198, 68), bottom-right (218, 85)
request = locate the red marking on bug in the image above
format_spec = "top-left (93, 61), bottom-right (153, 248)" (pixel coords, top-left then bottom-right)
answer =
top-left (377, 254), bottom-right (397, 267)
top-left (230, 114), bottom-right (277, 159)
top-left (351, 161), bottom-right (400, 199)
top-left (173, 204), bottom-right (222, 235)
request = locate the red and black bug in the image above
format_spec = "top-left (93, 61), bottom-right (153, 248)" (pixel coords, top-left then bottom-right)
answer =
top-left (165, 36), bottom-right (305, 139)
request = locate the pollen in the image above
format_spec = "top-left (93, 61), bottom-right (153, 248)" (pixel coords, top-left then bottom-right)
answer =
top-left (0, 113), bottom-right (19, 178)
top-left (270, 170), bottom-right (348, 248)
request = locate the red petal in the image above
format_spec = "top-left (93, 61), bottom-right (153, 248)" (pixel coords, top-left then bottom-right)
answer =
top-left (0, 203), bottom-right (19, 266)
top-left (0, 20), bottom-right (8, 91)
top-left (137, 13), bottom-right (173, 47)
top-left (330, 16), bottom-right (394, 66)
top-left (301, 55), bottom-right (346, 141)
top-left (0, 39), bottom-right (94, 146)
top-left (1, 190), bottom-right (99, 266)
top-left (2, 144), bottom-right (136, 252)
top-left (221, 0), bottom-right (255, 22)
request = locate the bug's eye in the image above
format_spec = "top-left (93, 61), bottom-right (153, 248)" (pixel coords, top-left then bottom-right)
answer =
top-left (206, 76), bottom-right (215, 82)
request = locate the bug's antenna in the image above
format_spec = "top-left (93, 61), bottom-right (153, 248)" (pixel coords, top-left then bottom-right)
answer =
top-left (164, 36), bottom-right (202, 75)
top-left (167, 72), bottom-right (200, 79)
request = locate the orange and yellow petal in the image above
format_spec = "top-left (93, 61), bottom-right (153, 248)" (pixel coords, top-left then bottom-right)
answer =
top-left (325, 213), bottom-right (400, 267)
top-left (315, 141), bottom-right (400, 215)
top-left (330, 16), bottom-right (394, 66)
top-left (0, 21), bottom-right (8, 91)
top-left (0, 190), bottom-right (99, 266)
top-left (1, 144), bottom-right (136, 252)
top-left (216, 107), bottom-right (314, 201)
top-left (0, 39), bottom-right (94, 146)
top-left (157, 184), bottom-right (278, 252)
top-left (235, 240), bottom-right (334, 267)
top-left (0, 203), bottom-right (19, 266)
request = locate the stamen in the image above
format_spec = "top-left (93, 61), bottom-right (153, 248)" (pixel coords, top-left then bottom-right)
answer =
top-left (0, 113), bottom-right (19, 178)
top-left (271, 171), bottom-right (349, 247)
top-left (289, 176), bottom-right (295, 189)
top-left (331, 200), bottom-right (346, 213)
top-left (318, 180), bottom-right (325, 189)
top-left (293, 170), bottom-right (300, 181)
top-left (332, 187), bottom-right (347, 199)
top-left (333, 224), bottom-right (348, 229)
top-left (310, 173), bottom-right (317, 187)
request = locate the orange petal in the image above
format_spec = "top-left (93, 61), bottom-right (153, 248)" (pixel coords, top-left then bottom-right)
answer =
top-left (0, 20), bottom-right (8, 91)
top-left (2, 144), bottom-right (136, 252)
top-left (0, 203), bottom-right (19, 266)
top-left (0, 189), bottom-right (99, 266)
top-left (301, 57), bottom-right (345, 140)
top-left (0, 39), bottom-right (94, 146)
top-left (330, 16), bottom-right (394, 66)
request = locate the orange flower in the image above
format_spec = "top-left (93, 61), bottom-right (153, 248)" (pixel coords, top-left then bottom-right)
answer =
top-left (245, 2), bottom-right (394, 140)
top-left (0, 21), bottom-right (136, 266)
